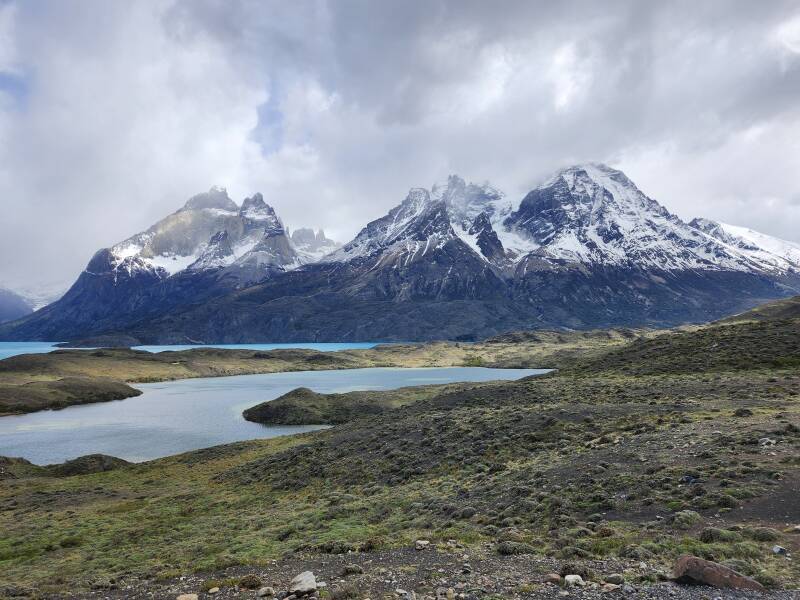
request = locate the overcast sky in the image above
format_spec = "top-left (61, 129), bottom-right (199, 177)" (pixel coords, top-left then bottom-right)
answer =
top-left (1, 0), bottom-right (800, 290)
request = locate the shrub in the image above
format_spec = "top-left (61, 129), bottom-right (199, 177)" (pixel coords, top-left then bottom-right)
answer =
top-left (672, 510), bottom-right (702, 530)
top-left (497, 541), bottom-right (537, 555)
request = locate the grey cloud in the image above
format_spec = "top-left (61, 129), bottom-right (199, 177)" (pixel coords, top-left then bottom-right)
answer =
top-left (1, 0), bottom-right (799, 289)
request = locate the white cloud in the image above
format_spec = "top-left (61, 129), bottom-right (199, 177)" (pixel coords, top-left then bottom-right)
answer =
top-left (0, 0), bottom-right (799, 289)
top-left (775, 14), bottom-right (800, 54)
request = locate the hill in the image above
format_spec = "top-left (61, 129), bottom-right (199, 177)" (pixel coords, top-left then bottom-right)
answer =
top-left (1, 304), bottom-right (798, 595)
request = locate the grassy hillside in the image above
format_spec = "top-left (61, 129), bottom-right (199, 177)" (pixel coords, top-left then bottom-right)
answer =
top-left (1, 311), bottom-right (798, 595)
top-left (574, 318), bottom-right (800, 375)
top-left (721, 295), bottom-right (800, 324)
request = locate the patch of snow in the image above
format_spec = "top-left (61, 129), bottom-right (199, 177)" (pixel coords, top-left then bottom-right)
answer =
top-left (719, 223), bottom-right (800, 266)
top-left (144, 253), bottom-right (200, 275)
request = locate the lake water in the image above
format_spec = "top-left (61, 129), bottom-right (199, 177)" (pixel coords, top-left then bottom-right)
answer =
top-left (0, 341), bottom-right (380, 361)
top-left (0, 367), bottom-right (547, 465)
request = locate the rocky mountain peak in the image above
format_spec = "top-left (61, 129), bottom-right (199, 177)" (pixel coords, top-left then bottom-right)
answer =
top-left (437, 176), bottom-right (507, 228)
top-left (181, 186), bottom-right (238, 212)
top-left (290, 228), bottom-right (340, 261)
top-left (239, 193), bottom-right (280, 225)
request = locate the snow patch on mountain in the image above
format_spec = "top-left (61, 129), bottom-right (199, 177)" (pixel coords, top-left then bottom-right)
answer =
top-left (690, 218), bottom-right (800, 274)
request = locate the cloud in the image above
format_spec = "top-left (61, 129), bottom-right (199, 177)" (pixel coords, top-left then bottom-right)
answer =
top-left (0, 0), bottom-right (799, 289)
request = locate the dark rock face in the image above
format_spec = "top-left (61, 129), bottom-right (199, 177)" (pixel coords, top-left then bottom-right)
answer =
top-left (672, 555), bottom-right (765, 591)
top-left (469, 213), bottom-right (505, 262)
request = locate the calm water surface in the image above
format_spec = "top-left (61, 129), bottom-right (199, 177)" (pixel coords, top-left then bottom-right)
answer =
top-left (0, 367), bottom-right (547, 464)
top-left (0, 341), bottom-right (380, 361)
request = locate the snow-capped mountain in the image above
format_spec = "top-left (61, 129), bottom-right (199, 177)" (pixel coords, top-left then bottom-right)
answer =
top-left (107, 187), bottom-right (303, 282)
top-left (0, 188), bottom-right (329, 339)
top-left (3, 164), bottom-right (799, 343)
top-left (326, 164), bottom-right (800, 279)
top-left (501, 164), bottom-right (739, 271)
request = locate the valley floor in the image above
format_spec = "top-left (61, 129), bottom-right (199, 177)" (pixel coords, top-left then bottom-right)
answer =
top-left (0, 311), bottom-right (799, 597)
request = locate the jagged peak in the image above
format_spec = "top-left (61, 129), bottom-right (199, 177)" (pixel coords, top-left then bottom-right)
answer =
top-left (430, 175), bottom-right (503, 200)
top-left (541, 162), bottom-right (635, 192)
top-left (181, 186), bottom-right (238, 212)
top-left (239, 193), bottom-right (279, 223)
top-left (291, 227), bottom-right (335, 245)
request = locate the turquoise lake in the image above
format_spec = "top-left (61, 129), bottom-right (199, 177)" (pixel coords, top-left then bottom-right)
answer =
top-left (0, 366), bottom-right (548, 465)
top-left (0, 341), bottom-right (379, 361)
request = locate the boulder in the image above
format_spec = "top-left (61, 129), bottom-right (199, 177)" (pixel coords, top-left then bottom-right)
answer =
top-left (176, 595), bottom-right (198, 600)
top-left (564, 574), bottom-right (585, 587)
top-left (289, 571), bottom-right (317, 596)
top-left (672, 555), bottom-right (764, 591)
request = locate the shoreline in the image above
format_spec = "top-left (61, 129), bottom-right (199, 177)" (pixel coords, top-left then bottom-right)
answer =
top-left (0, 330), bottom-right (638, 417)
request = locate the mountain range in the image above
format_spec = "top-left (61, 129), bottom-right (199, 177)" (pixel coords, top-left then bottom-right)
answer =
top-left (2, 163), bottom-right (799, 343)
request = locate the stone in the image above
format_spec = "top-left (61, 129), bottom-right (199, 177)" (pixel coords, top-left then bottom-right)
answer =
top-left (258, 587), bottom-right (276, 598)
top-left (672, 555), bottom-right (765, 591)
top-left (601, 583), bottom-right (620, 592)
top-left (543, 573), bottom-right (562, 585)
top-left (176, 595), bottom-right (198, 600)
top-left (564, 575), bottom-right (585, 587)
top-left (773, 545), bottom-right (787, 555)
top-left (605, 574), bottom-right (624, 585)
top-left (415, 539), bottom-right (431, 551)
top-left (208, 588), bottom-right (220, 595)
top-left (289, 571), bottom-right (317, 596)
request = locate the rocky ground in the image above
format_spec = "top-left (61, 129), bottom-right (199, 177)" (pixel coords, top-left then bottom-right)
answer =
top-left (8, 546), bottom-right (797, 599)
top-left (0, 302), bottom-right (798, 598)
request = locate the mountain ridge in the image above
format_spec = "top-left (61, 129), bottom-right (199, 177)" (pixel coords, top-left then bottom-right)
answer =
top-left (2, 163), bottom-right (799, 343)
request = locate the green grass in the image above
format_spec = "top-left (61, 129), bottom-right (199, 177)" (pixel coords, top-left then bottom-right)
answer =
top-left (1, 316), bottom-right (799, 592)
